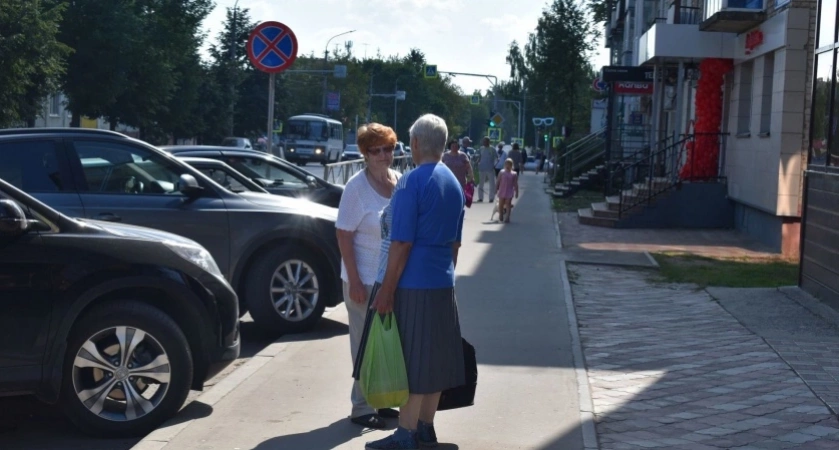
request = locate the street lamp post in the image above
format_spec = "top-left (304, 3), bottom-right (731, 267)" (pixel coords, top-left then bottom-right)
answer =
top-left (322, 30), bottom-right (356, 114)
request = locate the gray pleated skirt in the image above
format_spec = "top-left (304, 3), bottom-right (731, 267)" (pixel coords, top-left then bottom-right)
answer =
top-left (353, 283), bottom-right (466, 395)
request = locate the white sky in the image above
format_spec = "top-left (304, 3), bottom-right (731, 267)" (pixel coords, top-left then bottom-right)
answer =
top-left (201, 0), bottom-right (611, 95)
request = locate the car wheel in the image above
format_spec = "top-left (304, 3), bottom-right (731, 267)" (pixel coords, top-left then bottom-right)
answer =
top-left (60, 300), bottom-right (193, 437)
top-left (245, 243), bottom-right (330, 335)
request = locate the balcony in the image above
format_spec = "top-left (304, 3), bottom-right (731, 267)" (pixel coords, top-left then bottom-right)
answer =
top-left (700, 0), bottom-right (766, 33)
top-left (637, 21), bottom-right (736, 64)
top-left (608, 0), bottom-right (628, 38)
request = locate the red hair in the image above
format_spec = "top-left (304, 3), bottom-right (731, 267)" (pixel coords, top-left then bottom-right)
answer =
top-left (356, 123), bottom-right (397, 156)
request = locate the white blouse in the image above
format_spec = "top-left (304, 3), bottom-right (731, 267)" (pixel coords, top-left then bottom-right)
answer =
top-left (335, 169), bottom-right (401, 285)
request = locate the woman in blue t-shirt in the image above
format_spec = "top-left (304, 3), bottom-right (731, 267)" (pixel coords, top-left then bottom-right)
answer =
top-left (360, 113), bottom-right (466, 450)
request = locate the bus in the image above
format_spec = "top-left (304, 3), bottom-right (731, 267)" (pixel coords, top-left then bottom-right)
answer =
top-left (279, 114), bottom-right (344, 165)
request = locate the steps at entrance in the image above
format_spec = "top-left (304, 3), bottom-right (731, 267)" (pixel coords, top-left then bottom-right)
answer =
top-left (578, 207), bottom-right (617, 227)
top-left (552, 164), bottom-right (607, 199)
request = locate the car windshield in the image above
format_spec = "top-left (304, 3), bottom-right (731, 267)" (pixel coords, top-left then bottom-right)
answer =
top-left (285, 120), bottom-right (327, 141)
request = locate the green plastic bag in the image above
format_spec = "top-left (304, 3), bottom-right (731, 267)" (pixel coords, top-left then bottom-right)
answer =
top-left (360, 313), bottom-right (409, 409)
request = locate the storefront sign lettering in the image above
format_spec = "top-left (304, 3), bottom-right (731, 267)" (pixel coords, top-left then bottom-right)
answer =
top-left (614, 82), bottom-right (654, 95)
top-left (745, 30), bottom-right (764, 55)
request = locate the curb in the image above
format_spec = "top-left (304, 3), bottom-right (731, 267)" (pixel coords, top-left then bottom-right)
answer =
top-left (131, 307), bottom-right (341, 450)
top-left (554, 212), bottom-right (599, 450)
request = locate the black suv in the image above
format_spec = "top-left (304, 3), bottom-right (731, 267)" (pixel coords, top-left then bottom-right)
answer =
top-left (0, 177), bottom-right (239, 437)
top-left (0, 129), bottom-right (342, 335)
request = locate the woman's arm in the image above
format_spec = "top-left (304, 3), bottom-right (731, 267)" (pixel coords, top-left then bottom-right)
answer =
top-left (514, 173), bottom-right (519, 198)
top-left (372, 241), bottom-right (413, 313)
top-left (465, 156), bottom-right (473, 183)
top-left (336, 229), bottom-right (368, 304)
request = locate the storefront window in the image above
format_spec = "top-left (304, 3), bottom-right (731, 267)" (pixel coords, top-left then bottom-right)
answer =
top-left (810, 51), bottom-right (836, 166)
top-left (817, 0), bottom-right (838, 49)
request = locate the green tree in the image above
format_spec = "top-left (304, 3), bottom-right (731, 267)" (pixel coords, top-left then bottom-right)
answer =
top-left (0, 0), bottom-right (70, 127)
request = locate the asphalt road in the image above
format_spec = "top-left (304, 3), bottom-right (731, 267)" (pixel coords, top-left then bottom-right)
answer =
top-left (0, 315), bottom-right (277, 450)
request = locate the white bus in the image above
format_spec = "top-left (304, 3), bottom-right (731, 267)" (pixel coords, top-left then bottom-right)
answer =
top-left (279, 114), bottom-right (344, 166)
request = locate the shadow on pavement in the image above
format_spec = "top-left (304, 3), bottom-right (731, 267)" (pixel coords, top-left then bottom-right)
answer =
top-left (252, 416), bottom-right (459, 450)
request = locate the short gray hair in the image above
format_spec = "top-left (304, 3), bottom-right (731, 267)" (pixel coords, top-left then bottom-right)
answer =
top-left (409, 114), bottom-right (447, 159)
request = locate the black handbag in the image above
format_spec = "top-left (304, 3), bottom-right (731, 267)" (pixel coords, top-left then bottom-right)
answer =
top-left (437, 338), bottom-right (477, 411)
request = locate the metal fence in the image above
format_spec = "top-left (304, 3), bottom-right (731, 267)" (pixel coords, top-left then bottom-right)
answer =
top-left (322, 155), bottom-right (414, 186)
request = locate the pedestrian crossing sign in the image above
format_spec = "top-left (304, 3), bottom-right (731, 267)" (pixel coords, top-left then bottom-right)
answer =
top-left (470, 95), bottom-right (481, 105)
top-left (424, 65), bottom-right (438, 78)
top-left (553, 136), bottom-right (562, 147)
top-left (487, 128), bottom-right (503, 142)
top-left (511, 138), bottom-right (524, 145)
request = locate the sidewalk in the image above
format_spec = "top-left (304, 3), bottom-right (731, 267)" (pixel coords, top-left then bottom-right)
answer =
top-left (133, 172), bottom-right (586, 450)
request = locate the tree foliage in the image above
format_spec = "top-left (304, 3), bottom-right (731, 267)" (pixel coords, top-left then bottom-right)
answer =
top-left (507, 0), bottom-right (600, 146)
top-left (0, 0), bottom-right (70, 127)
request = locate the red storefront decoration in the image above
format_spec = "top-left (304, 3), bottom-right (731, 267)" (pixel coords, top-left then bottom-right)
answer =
top-left (680, 58), bottom-right (733, 180)
top-left (745, 30), bottom-right (764, 55)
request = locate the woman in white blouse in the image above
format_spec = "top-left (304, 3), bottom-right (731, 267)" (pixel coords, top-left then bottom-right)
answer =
top-left (336, 123), bottom-right (402, 429)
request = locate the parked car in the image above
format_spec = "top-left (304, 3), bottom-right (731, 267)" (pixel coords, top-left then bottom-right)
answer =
top-left (342, 144), bottom-right (362, 161)
top-left (394, 141), bottom-right (407, 157)
top-left (178, 156), bottom-right (270, 194)
top-left (0, 176), bottom-right (240, 437)
top-left (220, 137), bottom-right (253, 149)
top-left (160, 146), bottom-right (344, 208)
top-left (0, 129), bottom-right (342, 335)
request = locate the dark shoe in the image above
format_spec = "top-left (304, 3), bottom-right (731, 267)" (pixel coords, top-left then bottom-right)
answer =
top-left (417, 421), bottom-right (438, 447)
top-left (365, 427), bottom-right (419, 449)
top-left (378, 408), bottom-right (400, 418)
top-left (352, 414), bottom-right (387, 429)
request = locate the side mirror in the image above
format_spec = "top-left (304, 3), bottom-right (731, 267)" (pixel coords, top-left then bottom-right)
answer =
top-left (0, 199), bottom-right (29, 237)
top-left (177, 174), bottom-right (204, 197)
top-left (305, 175), bottom-right (318, 187)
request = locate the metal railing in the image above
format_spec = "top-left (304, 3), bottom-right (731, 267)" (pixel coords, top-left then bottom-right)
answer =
top-left (606, 133), bottom-right (728, 217)
top-left (322, 155), bottom-right (413, 186)
top-left (544, 127), bottom-right (607, 185)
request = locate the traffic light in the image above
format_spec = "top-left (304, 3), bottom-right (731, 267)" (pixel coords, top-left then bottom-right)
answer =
top-left (543, 134), bottom-right (549, 141)
top-left (488, 118), bottom-right (496, 128)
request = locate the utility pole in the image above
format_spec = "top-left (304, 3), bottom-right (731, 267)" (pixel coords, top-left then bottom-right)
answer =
top-left (228, 1), bottom-right (239, 137)
top-left (323, 30), bottom-right (356, 114)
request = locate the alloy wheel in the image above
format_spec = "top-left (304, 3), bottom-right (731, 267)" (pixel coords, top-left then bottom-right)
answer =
top-left (71, 326), bottom-right (171, 421)
top-left (269, 259), bottom-right (320, 322)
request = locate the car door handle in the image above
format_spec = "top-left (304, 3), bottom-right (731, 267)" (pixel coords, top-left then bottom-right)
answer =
top-left (96, 213), bottom-right (122, 222)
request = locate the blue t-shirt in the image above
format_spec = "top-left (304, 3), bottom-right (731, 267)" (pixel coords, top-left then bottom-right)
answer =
top-left (377, 162), bottom-right (466, 289)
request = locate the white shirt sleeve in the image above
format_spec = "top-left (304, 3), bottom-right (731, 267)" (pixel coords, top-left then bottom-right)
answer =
top-left (335, 178), bottom-right (363, 232)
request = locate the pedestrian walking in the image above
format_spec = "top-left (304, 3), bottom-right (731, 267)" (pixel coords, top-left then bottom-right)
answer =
top-left (496, 158), bottom-right (519, 223)
top-left (508, 143), bottom-right (523, 173)
top-left (475, 136), bottom-right (498, 202)
top-left (336, 123), bottom-right (402, 430)
top-left (520, 146), bottom-right (528, 174)
top-left (442, 139), bottom-right (472, 188)
top-left (537, 151), bottom-right (547, 174)
top-left (493, 142), bottom-right (507, 176)
top-left (357, 113), bottom-right (466, 450)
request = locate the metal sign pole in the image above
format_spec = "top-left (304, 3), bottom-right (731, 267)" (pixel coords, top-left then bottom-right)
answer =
top-left (267, 73), bottom-right (279, 158)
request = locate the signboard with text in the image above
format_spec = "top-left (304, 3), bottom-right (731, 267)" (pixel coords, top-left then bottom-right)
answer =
top-left (614, 81), bottom-right (654, 95)
top-left (601, 66), bottom-right (654, 83)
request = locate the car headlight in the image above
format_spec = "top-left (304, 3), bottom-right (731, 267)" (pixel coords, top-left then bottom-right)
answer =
top-left (315, 148), bottom-right (323, 154)
top-left (164, 240), bottom-right (224, 278)
top-left (289, 147), bottom-right (295, 152)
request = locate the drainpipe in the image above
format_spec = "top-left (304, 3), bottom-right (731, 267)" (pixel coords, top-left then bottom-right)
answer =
top-left (673, 61), bottom-right (686, 179)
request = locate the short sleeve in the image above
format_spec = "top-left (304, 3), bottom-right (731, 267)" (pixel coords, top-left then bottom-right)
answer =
top-left (335, 180), bottom-right (363, 232)
top-left (389, 177), bottom-right (418, 243)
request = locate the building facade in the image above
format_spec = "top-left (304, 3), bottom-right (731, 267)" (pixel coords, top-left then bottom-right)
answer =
top-left (602, 0), bottom-right (821, 255)
top-left (798, 0), bottom-right (838, 305)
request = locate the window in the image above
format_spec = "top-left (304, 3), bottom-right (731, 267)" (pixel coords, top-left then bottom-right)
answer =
top-left (736, 61), bottom-right (754, 135)
top-left (759, 53), bottom-right (775, 136)
top-left (223, 157), bottom-right (308, 187)
top-left (329, 123), bottom-right (343, 140)
top-left (49, 94), bottom-right (61, 117)
top-left (197, 167), bottom-right (249, 193)
top-left (71, 141), bottom-right (185, 194)
top-left (0, 141), bottom-right (67, 192)
top-left (817, 0), bottom-right (838, 49)
top-left (810, 50), bottom-right (838, 166)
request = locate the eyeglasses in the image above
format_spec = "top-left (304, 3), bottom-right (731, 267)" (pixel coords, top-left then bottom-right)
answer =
top-left (368, 145), bottom-right (395, 155)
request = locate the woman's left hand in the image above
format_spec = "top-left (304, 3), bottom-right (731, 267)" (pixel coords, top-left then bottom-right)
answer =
top-left (371, 289), bottom-right (395, 314)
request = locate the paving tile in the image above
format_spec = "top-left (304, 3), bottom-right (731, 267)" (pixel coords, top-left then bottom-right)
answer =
top-left (568, 264), bottom-right (839, 450)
